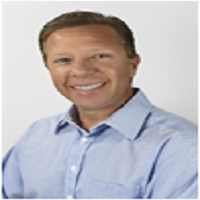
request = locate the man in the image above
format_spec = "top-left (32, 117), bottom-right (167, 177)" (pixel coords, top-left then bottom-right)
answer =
top-left (2, 11), bottom-right (197, 199)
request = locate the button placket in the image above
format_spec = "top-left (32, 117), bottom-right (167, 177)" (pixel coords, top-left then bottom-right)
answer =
top-left (64, 135), bottom-right (93, 198)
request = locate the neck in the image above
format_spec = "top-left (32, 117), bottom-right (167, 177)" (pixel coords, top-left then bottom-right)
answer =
top-left (76, 88), bottom-right (135, 131)
top-left (78, 109), bottom-right (114, 131)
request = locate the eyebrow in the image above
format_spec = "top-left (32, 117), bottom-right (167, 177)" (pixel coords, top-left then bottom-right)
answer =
top-left (55, 53), bottom-right (69, 56)
top-left (54, 48), bottom-right (115, 55)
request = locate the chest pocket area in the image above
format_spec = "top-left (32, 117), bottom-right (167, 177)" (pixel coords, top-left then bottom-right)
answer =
top-left (85, 179), bottom-right (141, 199)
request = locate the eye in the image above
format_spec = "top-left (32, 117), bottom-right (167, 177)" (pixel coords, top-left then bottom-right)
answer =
top-left (55, 58), bottom-right (71, 64)
top-left (94, 54), bottom-right (110, 59)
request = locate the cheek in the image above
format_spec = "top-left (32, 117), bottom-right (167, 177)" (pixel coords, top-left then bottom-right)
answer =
top-left (49, 69), bottom-right (67, 85)
top-left (104, 63), bottom-right (132, 81)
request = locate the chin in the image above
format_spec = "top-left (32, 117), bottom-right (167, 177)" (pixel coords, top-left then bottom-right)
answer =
top-left (77, 105), bottom-right (101, 111)
top-left (76, 102), bottom-right (108, 111)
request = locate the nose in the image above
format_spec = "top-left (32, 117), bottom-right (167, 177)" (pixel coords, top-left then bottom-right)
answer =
top-left (70, 59), bottom-right (96, 78)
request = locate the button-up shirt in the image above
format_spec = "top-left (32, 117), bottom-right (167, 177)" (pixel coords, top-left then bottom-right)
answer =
top-left (2, 89), bottom-right (198, 199)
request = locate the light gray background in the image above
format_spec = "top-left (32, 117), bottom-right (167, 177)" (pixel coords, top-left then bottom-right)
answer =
top-left (2, 1), bottom-right (198, 154)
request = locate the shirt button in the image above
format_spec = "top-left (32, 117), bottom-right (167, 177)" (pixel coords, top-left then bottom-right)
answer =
top-left (67, 195), bottom-right (74, 199)
top-left (81, 137), bottom-right (88, 143)
top-left (70, 165), bottom-right (76, 172)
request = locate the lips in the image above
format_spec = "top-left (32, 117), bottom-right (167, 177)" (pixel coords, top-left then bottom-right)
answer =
top-left (72, 82), bottom-right (106, 91)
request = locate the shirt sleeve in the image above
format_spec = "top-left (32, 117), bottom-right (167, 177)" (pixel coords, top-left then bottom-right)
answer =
top-left (144, 144), bottom-right (198, 199)
top-left (2, 121), bottom-right (39, 199)
top-left (2, 146), bottom-right (24, 199)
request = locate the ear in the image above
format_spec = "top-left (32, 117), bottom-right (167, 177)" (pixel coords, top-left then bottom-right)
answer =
top-left (129, 54), bottom-right (141, 77)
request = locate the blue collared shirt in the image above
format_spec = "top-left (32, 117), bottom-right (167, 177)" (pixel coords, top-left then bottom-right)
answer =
top-left (2, 89), bottom-right (198, 199)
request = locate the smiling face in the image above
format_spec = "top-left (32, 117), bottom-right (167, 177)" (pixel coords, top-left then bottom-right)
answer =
top-left (45, 25), bottom-right (140, 114)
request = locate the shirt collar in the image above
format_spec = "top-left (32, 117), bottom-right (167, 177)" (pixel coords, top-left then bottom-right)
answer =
top-left (104, 88), bottom-right (152, 140)
top-left (55, 105), bottom-right (77, 133)
top-left (55, 88), bottom-right (152, 140)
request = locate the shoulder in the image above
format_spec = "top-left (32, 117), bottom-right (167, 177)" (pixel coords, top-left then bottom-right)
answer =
top-left (144, 106), bottom-right (197, 158)
top-left (29, 112), bottom-right (66, 129)
top-left (19, 112), bottom-right (66, 137)
top-left (13, 112), bottom-right (66, 151)
top-left (150, 106), bottom-right (197, 137)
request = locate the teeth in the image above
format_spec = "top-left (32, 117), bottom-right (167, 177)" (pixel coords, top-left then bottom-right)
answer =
top-left (74, 83), bottom-right (104, 91)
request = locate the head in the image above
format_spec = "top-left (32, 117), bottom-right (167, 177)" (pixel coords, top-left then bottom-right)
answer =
top-left (39, 10), bottom-right (137, 65)
top-left (38, 11), bottom-right (140, 115)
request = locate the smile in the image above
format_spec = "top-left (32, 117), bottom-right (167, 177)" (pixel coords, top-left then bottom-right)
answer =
top-left (73, 83), bottom-right (106, 91)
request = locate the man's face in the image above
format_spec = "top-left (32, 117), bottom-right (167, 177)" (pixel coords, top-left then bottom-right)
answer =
top-left (45, 25), bottom-right (140, 113)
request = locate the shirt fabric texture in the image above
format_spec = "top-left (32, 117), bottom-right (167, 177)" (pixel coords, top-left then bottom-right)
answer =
top-left (2, 88), bottom-right (198, 199)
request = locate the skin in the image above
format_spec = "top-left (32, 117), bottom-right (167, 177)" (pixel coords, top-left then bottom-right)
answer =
top-left (45, 25), bottom-right (140, 130)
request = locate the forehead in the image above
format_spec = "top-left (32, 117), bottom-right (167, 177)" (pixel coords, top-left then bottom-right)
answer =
top-left (45, 25), bottom-right (124, 50)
